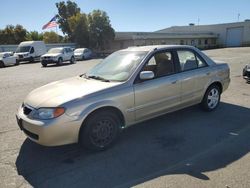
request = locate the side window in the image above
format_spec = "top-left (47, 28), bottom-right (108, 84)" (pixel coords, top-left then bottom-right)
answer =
top-left (177, 50), bottom-right (198, 71)
top-left (148, 56), bottom-right (156, 65)
top-left (143, 51), bottom-right (175, 78)
top-left (30, 47), bottom-right (34, 53)
top-left (197, 55), bottom-right (207, 68)
top-left (4, 53), bottom-right (9, 58)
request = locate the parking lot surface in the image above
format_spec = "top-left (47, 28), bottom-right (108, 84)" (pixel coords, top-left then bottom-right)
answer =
top-left (0, 48), bottom-right (250, 188)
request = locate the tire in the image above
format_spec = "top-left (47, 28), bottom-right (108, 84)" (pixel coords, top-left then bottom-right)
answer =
top-left (201, 84), bottom-right (221, 111)
top-left (29, 57), bottom-right (34, 63)
top-left (0, 61), bottom-right (5, 68)
top-left (42, 63), bottom-right (47, 67)
top-left (15, 59), bottom-right (19, 66)
top-left (57, 58), bottom-right (63, 66)
top-left (82, 55), bottom-right (85, 61)
top-left (70, 56), bottom-right (75, 64)
top-left (79, 110), bottom-right (121, 151)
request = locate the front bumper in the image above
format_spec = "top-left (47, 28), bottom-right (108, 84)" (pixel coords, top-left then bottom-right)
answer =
top-left (243, 70), bottom-right (250, 81)
top-left (41, 59), bottom-right (58, 64)
top-left (17, 56), bottom-right (32, 62)
top-left (74, 55), bottom-right (83, 60)
top-left (16, 105), bottom-right (82, 146)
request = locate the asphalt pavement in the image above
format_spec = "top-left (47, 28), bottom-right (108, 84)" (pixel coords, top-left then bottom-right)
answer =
top-left (0, 48), bottom-right (249, 188)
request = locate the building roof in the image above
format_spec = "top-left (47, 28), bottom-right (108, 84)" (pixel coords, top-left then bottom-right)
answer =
top-left (156, 20), bottom-right (250, 33)
top-left (120, 45), bottom-right (197, 52)
top-left (115, 31), bottom-right (217, 40)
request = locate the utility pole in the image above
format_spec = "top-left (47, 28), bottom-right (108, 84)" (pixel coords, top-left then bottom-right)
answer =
top-left (237, 13), bottom-right (240, 22)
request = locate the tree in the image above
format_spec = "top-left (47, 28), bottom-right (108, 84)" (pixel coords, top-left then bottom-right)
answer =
top-left (88, 10), bottom-right (115, 50)
top-left (68, 13), bottom-right (89, 47)
top-left (43, 31), bottom-right (61, 43)
top-left (26, 31), bottom-right (43, 41)
top-left (14, 25), bottom-right (27, 44)
top-left (0, 25), bottom-right (27, 44)
top-left (56, 0), bottom-right (81, 39)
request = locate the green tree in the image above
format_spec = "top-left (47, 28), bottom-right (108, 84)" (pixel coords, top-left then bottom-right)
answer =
top-left (0, 25), bottom-right (27, 44)
top-left (88, 10), bottom-right (115, 50)
top-left (56, 0), bottom-right (80, 39)
top-left (68, 13), bottom-right (89, 47)
top-left (43, 31), bottom-right (61, 43)
top-left (26, 31), bottom-right (43, 41)
top-left (14, 25), bottom-right (27, 44)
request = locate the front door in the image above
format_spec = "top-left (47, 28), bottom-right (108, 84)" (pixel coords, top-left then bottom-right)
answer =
top-left (133, 50), bottom-right (181, 121)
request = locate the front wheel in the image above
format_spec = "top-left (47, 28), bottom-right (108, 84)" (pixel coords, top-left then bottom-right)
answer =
top-left (201, 85), bottom-right (221, 111)
top-left (79, 111), bottom-right (121, 151)
top-left (29, 57), bottom-right (34, 63)
top-left (57, 58), bottom-right (63, 66)
top-left (15, 60), bottom-right (19, 66)
top-left (0, 61), bottom-right (5, 68)
top-left (70, 56), bottom-right (75, 64)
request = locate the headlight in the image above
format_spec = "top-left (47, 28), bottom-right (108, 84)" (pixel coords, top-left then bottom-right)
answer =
top-left (32, 107), bottom-right (65, 120)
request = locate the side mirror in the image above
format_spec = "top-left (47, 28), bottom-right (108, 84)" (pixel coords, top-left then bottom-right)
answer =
top-left (140, 71), bottom-right (155, 80)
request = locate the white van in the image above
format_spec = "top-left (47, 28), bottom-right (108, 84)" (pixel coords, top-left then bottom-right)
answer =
top-left (14, 41), bottom-right (47, 63)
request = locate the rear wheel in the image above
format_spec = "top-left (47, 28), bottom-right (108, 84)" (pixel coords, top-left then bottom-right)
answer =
top-left (42, 63), bottom-right (47, 67)
top-left (79, 110), bottom-right (121, 151)
top-left (201, 85), bottom-right (221, 111)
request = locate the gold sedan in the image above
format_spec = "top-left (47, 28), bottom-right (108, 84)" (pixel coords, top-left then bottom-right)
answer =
top-left (16, 45), bottom-right (230, 151)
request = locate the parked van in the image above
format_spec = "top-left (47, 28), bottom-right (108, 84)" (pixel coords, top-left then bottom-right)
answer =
top-left (14, 41), bottom-right (47, 63)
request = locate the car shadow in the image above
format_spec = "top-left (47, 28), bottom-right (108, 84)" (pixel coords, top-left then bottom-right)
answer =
top-left (15, 102), bottom-right (250, 188)
top-left (19, 60), bottom-right (40, 65)
top-left (42, 63), bottom-right (74, 68)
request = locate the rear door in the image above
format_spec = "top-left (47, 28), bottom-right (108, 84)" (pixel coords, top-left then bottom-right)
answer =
top-left (133, 50), bottom-right (181, 121)
top-left (176, 49), bottom-right (211, 105)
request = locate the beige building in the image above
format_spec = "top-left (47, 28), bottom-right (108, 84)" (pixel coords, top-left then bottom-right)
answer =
top-left (109, 20), bottom-right (250, 52)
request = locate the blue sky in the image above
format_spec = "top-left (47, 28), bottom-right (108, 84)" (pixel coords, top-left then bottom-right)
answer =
top-left (1, 0), bottom-right (250, 34)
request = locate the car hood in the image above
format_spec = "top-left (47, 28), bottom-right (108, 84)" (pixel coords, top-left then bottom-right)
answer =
top-left (14, 52), bottom-right (29, 56)
top-left (24, 76), bottom-right (121, 108)
top-left (42, 53), bottom-right (61, 57)
top-left (74, 53), bottom-right (82, 56)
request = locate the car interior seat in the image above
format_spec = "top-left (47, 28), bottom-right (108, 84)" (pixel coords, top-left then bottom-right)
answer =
top-left (155, 53), bottom-right (174, 77)
top-left (183, 59), bottom-right (197, 71)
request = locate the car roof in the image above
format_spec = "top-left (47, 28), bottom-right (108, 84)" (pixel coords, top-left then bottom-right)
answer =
top-left (120, 45), bottom-right (198, 52)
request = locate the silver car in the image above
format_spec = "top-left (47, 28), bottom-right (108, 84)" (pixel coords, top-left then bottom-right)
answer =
top-left (16, 45), bottom-right (230, 150)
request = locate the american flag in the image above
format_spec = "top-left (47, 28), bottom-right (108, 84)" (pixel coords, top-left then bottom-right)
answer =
top-left (42, 16), bottom-right (58, 30)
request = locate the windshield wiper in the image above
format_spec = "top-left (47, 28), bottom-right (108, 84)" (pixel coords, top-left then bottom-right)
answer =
top-left (88, 75), bottom-right (110, 82)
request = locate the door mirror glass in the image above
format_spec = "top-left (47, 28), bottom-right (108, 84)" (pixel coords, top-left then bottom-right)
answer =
top-left (140, 71), bottom-right (155, 80)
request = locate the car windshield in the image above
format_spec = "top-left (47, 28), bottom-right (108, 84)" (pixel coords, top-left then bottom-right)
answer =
top-left (48, 48), bottom-right (63, 54)
top-left (86, 51), bottom-right (147, 82)
top-left (16, 46), bottom-right (31, 53)
top-left (74, 49), bottom-right (85, 53)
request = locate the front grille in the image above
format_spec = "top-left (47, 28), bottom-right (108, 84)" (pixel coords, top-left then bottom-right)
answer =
top-left (246, 71), bottom-right (250, 78)
top-left (23, 106), bottom-right (32, 115)
top-left (18, 55), bottom-right (23, 59)
top-left (23, 127), bottom-right (39, 140)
